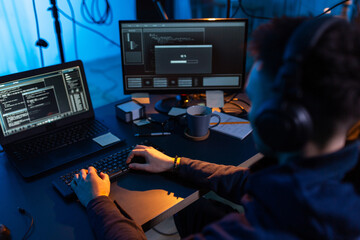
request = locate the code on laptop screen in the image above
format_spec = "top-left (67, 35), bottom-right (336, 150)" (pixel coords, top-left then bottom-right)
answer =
top-left (0, 67), bottom-right (89, 137)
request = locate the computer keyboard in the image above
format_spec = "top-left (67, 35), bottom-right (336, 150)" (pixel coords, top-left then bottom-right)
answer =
top-left (52, 142), bottom-right (162, 199)
top-left (12, 120), bottom-right (108, 156)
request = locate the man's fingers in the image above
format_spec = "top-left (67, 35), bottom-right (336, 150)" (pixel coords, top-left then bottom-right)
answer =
top-left (88, 166), bottom-right (97, 174)
top-left (126, 153), bottom-right (134, 164)
top-left (131, 145), bottom-right (153, 152)
top-left (128, 163), bottom-right (149, 171)
top-left (87, 166), bottom-right (103, 181)
top-left (126, 149), bottom-right (147, 164)
top-left (71, 172), bottom-right (80, 188)
top-left (99, 172), bottom-right (110, 182)
top-left (133, 144), bottom-right (148, 150)
top-left (79, 169), bottom-right (88, 181)
top-left (70, 179), bottom-right (77, 189)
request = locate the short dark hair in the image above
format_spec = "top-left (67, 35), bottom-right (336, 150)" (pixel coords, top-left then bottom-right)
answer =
top-left (249, 17), bottom-right (360, 147)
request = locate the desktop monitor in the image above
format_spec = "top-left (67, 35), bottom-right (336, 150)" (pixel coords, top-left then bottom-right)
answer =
top-left (119, 18), bottom-right (248, 113)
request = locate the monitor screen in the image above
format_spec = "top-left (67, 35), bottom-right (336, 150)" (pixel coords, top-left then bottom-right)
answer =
top-left (119, 19), bottom-right (248, 95)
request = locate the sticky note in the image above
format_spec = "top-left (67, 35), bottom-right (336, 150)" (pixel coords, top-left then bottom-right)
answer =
top-left (131, 93), bottom-right (150, 104)
top-left (206, 90), bottom-right (224, 108)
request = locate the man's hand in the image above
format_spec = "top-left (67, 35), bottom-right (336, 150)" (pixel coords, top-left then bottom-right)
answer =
top-left (126, 145), bottom-right (174, 173)
top-left (71, 166), bottom-right (110, 207)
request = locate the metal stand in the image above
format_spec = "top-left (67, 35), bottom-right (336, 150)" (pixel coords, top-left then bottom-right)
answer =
top-left (49, 0), bottom-right (65, 63)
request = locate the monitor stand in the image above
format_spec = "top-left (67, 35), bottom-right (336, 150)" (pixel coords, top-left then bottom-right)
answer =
top-left (155, 94), bottom-right (198, 114)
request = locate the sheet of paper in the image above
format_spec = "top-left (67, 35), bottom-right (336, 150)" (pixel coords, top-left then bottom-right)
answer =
top-left (206, 90), bottom-right (224, 108)
top-left (168, 107), bottom-right (187, 116)
top-left (133, 119), bottom-right (151, 126)
top-left (210, 111), bottom-right (252, 140)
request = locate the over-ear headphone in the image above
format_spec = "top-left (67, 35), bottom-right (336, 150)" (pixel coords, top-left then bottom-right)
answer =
top-left (253, 16), bottom-right (348, 152)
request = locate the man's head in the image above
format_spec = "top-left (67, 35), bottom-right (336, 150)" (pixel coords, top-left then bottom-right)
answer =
top-left (246, 16), bottom-right (360, 154)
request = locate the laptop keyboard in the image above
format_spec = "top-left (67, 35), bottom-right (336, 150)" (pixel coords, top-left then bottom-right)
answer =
top-left (12, 120), bottom-right (107, 156)
top-left (52, 142), bottom-right (163, 199)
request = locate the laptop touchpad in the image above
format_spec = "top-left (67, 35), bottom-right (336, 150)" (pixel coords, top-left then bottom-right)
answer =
top-left (93, 133), bottom-right (121, 147)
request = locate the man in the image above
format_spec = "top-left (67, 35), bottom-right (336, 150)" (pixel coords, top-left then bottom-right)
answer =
top-left (71, 16), bottom-right (360, 239)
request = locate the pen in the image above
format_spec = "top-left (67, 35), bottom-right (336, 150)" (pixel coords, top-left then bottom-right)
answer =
top-left (134, 132), bottom-right (171, 137)
top-left (210, 121), bottom-right (250, 125)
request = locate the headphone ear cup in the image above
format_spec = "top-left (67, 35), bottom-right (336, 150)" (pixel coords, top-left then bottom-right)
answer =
top-left (254, 98), bottom-right (313, 152)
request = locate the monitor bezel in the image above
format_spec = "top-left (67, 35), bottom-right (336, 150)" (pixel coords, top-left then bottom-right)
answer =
top-left (119, 18), bottom-right (248, 95)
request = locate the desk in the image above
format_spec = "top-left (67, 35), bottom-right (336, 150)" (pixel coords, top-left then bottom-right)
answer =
top-left (0, 97), bottom-right (258, 239)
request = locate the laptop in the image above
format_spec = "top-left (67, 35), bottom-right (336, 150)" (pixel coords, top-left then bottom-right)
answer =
top-left (0, 60), bottom-right (123, 178)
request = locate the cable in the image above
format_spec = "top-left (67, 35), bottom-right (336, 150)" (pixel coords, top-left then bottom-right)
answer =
top-left (222, 93), bottom-right (250, 117)
top-left (66, 0), bottom-right (79, 59)
top-left (238, 0), bottom-right (273, 20)
top-left (221, 102), bottom-right (248, 118)
top-left (18, 208), bottom-right (34, 240)
top-left (57, 8), bottom-right (120, 48)
top-left (226, 101), bottom-right (247, 112)
top-left (225, 92), bottom-right (250, 106)
top-left (231, 5), bottom-right (240, 18)
top-left (81, 0), bottom-right (113, 25)
top-left (228, 94), bottom-right (251, 106)
top-left (153, 0), bottom-right (169, 20)
top-left (316, 0), bottom-right (348, 17)
top-left (236, 0), bottom-right (348, 20)
top-left (32, 0), bottom-right (46, 67)
top-left (227, 0), bottom-right (231, 18)
top-left (152, 226), bottom-right (178, 236)
top-left (235, 98), bottom-right (251, 106)
top-left (225, 92), bottom-right (240, 103)
top-left (88, 66), bottom-right (121, 103)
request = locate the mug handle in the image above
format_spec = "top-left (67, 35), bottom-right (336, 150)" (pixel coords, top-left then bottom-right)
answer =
top-left (209, 114), bottom-right (221, 128)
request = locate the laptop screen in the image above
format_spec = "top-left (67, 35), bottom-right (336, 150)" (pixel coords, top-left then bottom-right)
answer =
top-left (0, 66), bottom-right (90, 137)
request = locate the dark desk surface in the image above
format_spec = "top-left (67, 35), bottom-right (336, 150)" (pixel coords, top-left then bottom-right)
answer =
top-left (0, 98), bottom-right (258, 239)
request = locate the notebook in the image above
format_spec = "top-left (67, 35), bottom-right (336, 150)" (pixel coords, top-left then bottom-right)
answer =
top-left (0, 60), bottom-right (123, 178)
